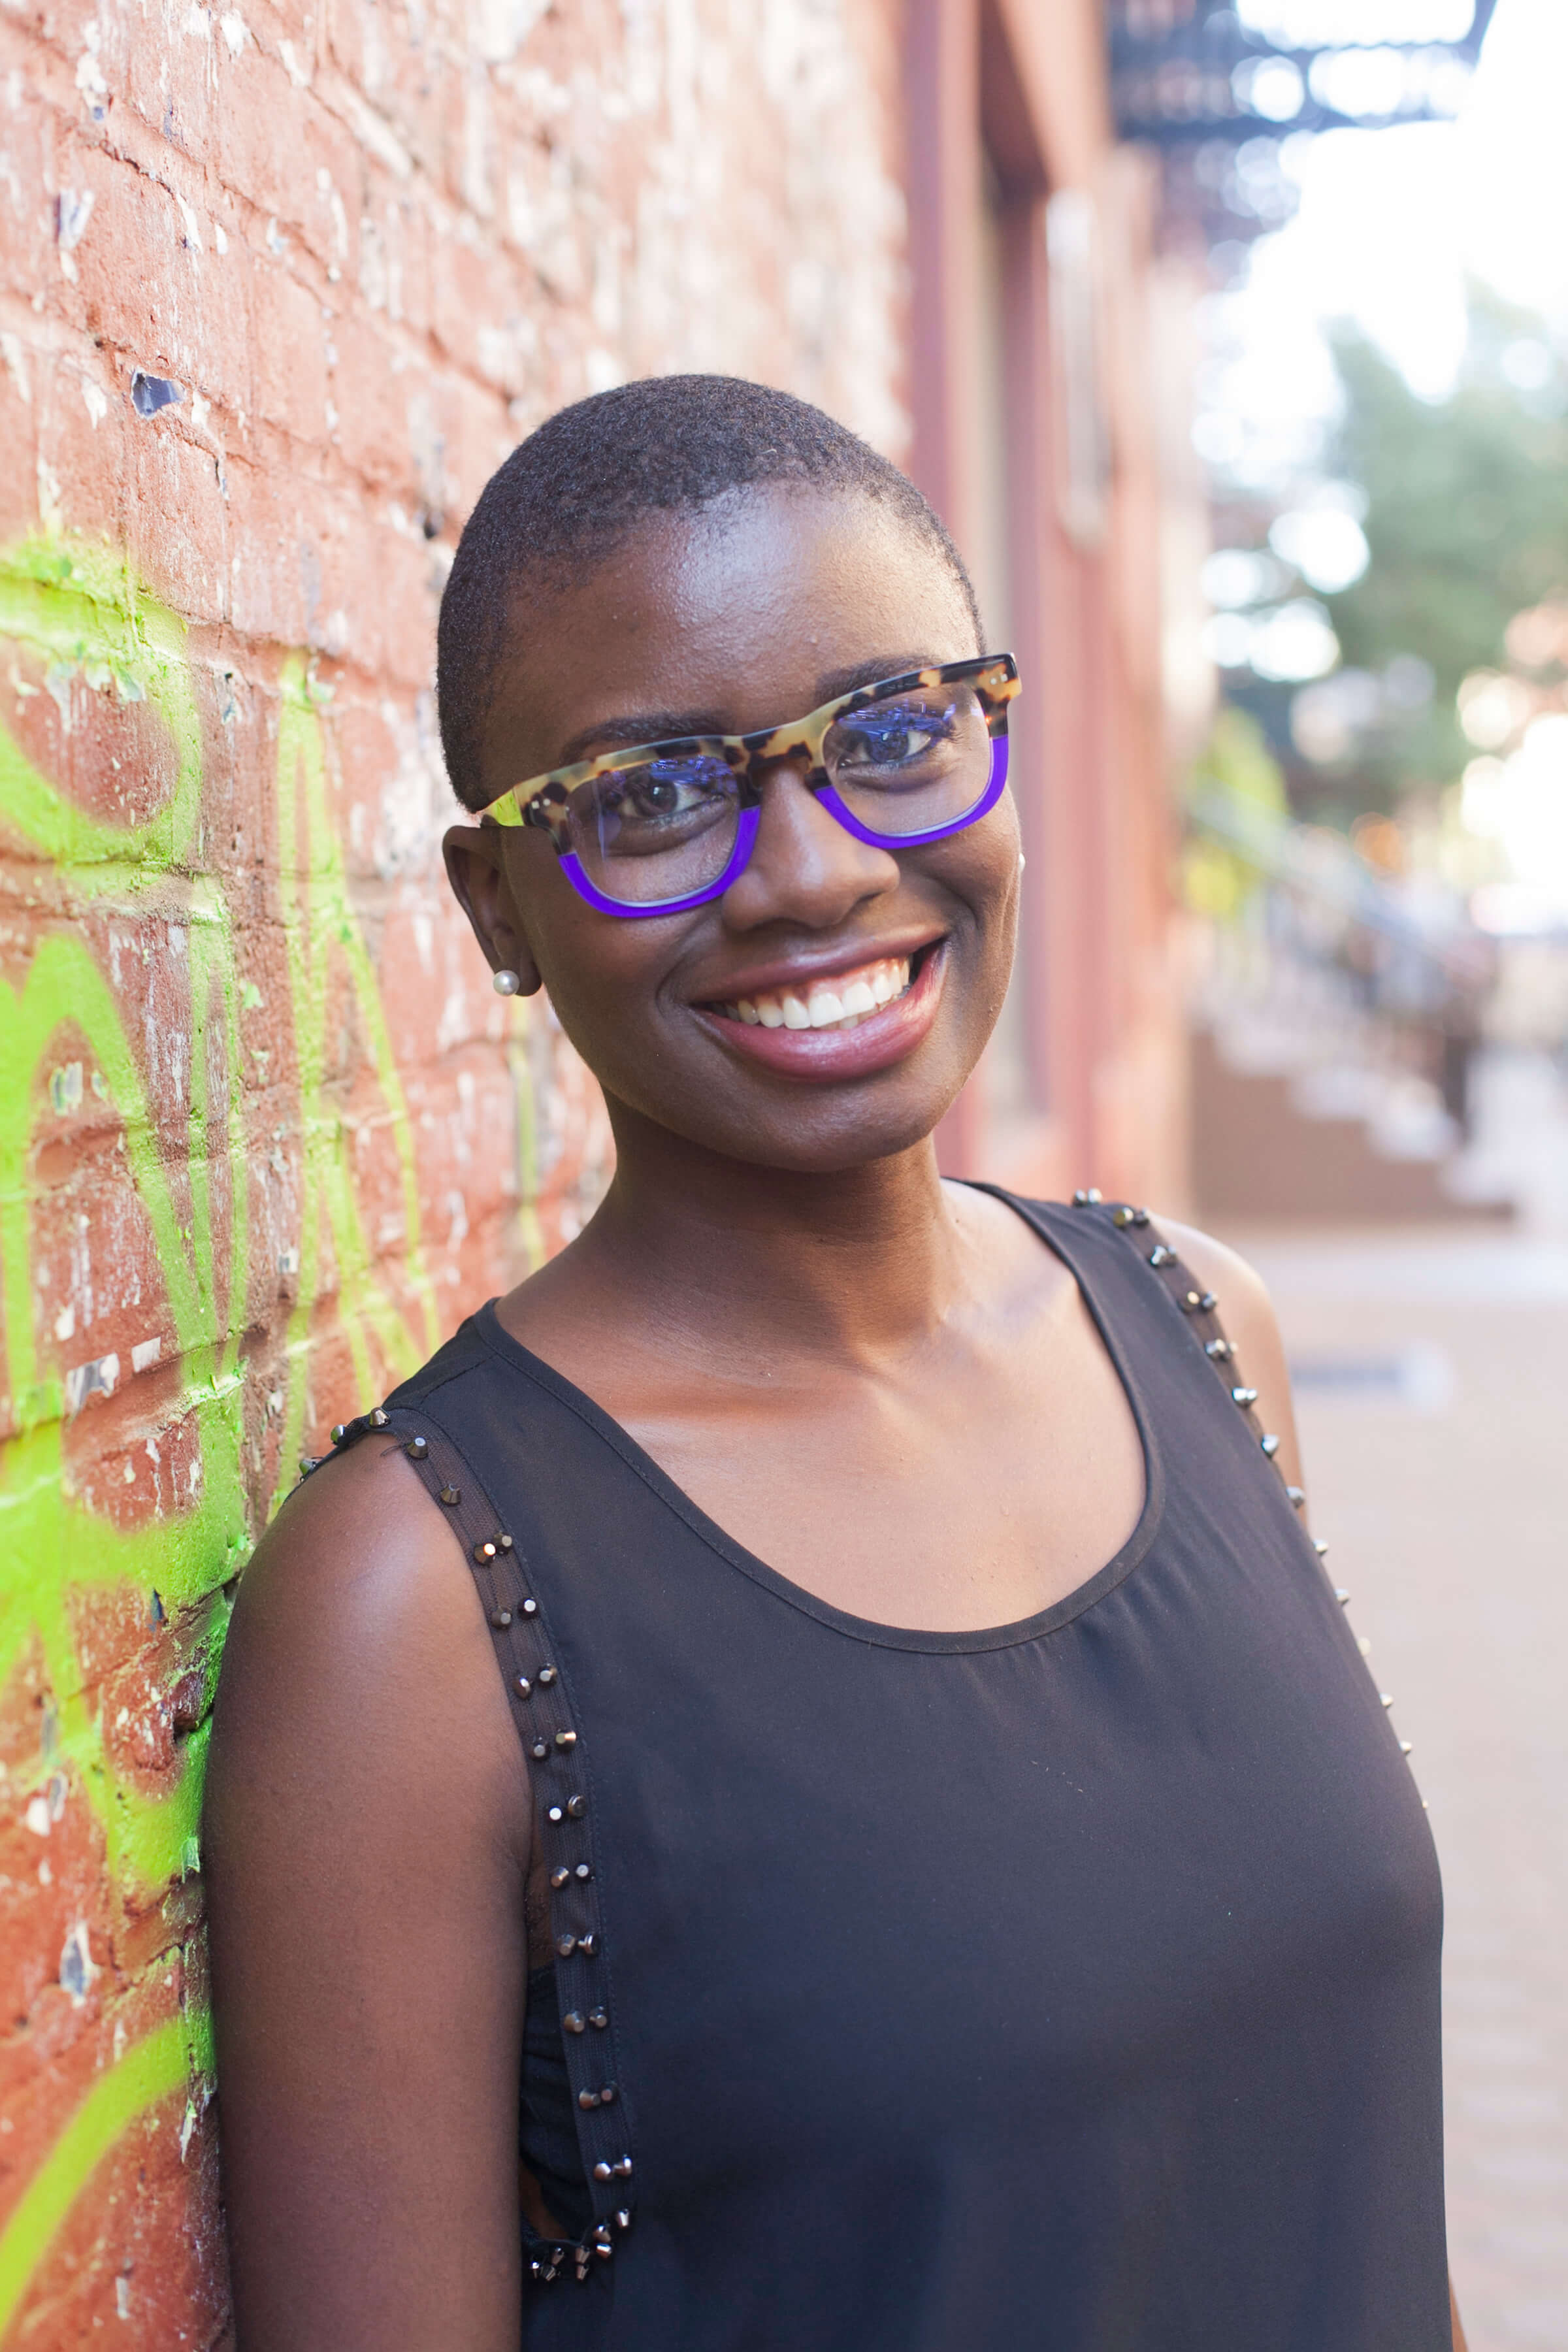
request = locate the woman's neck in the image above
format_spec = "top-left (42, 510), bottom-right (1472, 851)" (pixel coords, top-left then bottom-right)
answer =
top-left (534, 1103), bottom-right (977, 1377)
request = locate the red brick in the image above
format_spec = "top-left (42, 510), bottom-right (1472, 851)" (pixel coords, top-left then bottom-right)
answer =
top-left (251, 259), bottom-right (330, 446)
top-left (125, 411), bottom-right (229, 621)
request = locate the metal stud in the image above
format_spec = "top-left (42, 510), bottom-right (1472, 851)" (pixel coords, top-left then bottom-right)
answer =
top-left (612, 2157), bottom-right (632, 2178)
top-left (563, 2010), bottom-right (586, 2034)
top-left (615, 2209), bottom-right (632, 2229)
top-left (331, 1423), bottom-right (346, 1445)
top-left (1380, 1692), bottom-right (1394, 1709)
top-left (1313, 1537), bottom-right (1329, 1556)
top-left (537, 1665), bottom-right (557, 1684)
top-left (1200, 1290), bottom-right (1218, 1311)
top-left (1072, 1186), bottom-right (1102, 1206)
top-left (1232, 1386), bottom-right (1258, 1408)
top-left (489, 1607), bottom-right (512, 1629)
top-left (532, 1741), bottom-right (549, 1761)
top-left (593, 2161), bottom-right (613, 2182)
top-left (589, 2008), bottom-right (608, 2029)
top-left (1399, 1739), bottom-right (1414, 1756)
top-left (499, 1533), bottom-right (514, 1550)
top-left (522, 1598), bottom-right (538, 1615)
top-left (557, 1933), bottom-right (577, 1957)
top-left (371, 1408), bottom-right (389, 1428)
top-left (1150, 1245), bottom-right (1177, 1267)
top-left (474, 1540), bottom-right (498, 1563)
top-left (1286, 1485), bottom-right (1306, 1509)
top-left (566, 1794), bottom-right (587, 1818)
top-left (1260, 1433), bottom-right (1281, 1458)
top-left (555, 1729), bottom-right (578, 1750)
top-left (578, 2089), bottom-right (600, 2110)
top-left (1205, 1337), bottom-right (1233, 1360)
top-left (1180, 1290), bottom-right (1202, 1312)
top-left (1335, 1586), bottom-right (1350, 1606)
top-left (577, 1933), bottom-right (597, 1957)
top-left (547, 1803), bottom-right (563, 1823)
top-left (516, 1675), bottom-right (532, 1699)
top-left (598, 2083), bottom-right (617, 2104)
top-left (575, 1863), bottom-right (592, 1881)
top-left (438, 1484), bottom-right (461, 1507)
top-left (406, 1435), bottom-right (428, 1459)
top-left (551, 1867), bottom-right (570, 1889)
top-left (298, 1455), bottom-right (323, 1475)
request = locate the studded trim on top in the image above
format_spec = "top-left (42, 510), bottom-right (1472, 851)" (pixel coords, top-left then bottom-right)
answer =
top-left (1071, 1190), bottom-right (1418, 1778)
top-left (299, 1406), bottom-right (634, 2288)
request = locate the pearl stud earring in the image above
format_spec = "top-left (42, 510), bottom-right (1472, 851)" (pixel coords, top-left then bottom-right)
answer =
top-left (492, 968), bottom-right (521, 996)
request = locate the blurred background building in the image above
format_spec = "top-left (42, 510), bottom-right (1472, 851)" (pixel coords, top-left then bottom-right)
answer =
top-left (1, 0), bottom-right (1564, 2343)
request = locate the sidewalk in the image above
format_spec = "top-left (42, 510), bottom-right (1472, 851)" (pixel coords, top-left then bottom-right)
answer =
top-left (1222, 1054), bottom-right (1568, 2352)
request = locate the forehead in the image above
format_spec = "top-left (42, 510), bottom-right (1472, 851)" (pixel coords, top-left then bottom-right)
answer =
top-left (478, 483), bottom-right (977, 786)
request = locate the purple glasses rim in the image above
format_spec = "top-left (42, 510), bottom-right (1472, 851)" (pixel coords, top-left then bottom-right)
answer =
top-left (555, 735), bottom-right (1011, 921)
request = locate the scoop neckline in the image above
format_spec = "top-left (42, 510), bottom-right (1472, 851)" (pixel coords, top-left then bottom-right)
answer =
top-left (468, 1191), bottom-right (1166, 1656)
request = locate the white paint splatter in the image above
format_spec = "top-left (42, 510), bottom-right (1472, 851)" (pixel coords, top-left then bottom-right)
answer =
top-left (0, 332), bottom-right (30, 403)
top-left (65, 1352), bottom-right (119, 1413)
top-left (59, 1921), bottom-right (99, 2003)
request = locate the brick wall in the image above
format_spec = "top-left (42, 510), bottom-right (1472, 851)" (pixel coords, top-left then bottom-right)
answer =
top-left (0, 0), bottom-right (908, 2336)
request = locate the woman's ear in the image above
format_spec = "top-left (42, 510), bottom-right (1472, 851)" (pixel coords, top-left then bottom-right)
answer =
top-left (443, 825), bottom-right (544, 996)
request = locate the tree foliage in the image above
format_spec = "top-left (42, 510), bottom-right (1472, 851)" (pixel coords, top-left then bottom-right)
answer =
top-left (1321, 294), bottom-right (1568, 798)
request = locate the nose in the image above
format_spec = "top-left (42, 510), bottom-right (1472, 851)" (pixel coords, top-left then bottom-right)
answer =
top-left (719, 764), bottom-right (900, 933)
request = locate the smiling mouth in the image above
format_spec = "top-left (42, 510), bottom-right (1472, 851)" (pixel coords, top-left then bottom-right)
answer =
top-left (707, 954), bottom-right (915, 1032)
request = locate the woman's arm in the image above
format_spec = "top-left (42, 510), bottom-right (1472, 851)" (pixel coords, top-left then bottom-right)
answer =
top-left (1160, 1221), bottom-right (1469, 2352)
top-left (203, 1436), bottom-right (532, 2351)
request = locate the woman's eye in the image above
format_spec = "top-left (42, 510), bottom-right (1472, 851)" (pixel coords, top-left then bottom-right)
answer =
top-left (838, 706), bottom-right (952, 767)
top-left (609, 760), bottom-right (728, 821)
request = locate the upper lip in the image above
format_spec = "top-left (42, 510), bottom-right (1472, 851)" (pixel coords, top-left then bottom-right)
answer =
top-left (684, 930), bottom-right (946, 1006)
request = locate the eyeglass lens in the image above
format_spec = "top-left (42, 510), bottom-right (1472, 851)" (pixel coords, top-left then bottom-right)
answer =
top-left (563, 681), bottom-right (994, 907)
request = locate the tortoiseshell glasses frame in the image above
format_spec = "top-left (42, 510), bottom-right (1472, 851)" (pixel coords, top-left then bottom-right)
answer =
top-left (476, 653), bottom-right (1021, 918)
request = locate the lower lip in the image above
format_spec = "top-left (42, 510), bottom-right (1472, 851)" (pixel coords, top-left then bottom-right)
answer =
top-left (692, 945), bottom-right (947, 1083)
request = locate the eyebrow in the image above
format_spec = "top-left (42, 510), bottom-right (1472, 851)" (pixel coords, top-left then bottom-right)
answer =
top-left (548, 655), bottom-right (941, 772)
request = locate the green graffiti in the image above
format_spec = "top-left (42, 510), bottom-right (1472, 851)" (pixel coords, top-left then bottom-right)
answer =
top-left (0, 529), bottom-right (487, 2332)
top-left (0, 2018), bottom-right (192, 2336)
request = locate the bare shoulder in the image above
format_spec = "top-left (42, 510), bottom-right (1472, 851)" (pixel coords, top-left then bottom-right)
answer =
top-left (1154, 1217), bottom-right (1283, 1361)
top-left (204, 1433), bottom-right (529, 1873)
top-left (1149, 1215), bottom-right (1306, 1498)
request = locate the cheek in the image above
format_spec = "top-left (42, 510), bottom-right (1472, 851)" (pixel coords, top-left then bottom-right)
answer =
top-left (512, 859), bottom-right (685, 1047)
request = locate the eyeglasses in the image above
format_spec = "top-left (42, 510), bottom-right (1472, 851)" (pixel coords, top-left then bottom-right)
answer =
top-left (478, 653), bottom-right (1021, 918)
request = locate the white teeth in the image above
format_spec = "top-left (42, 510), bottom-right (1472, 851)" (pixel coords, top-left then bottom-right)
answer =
top-left (720, 953), bottom-right (917, 1034)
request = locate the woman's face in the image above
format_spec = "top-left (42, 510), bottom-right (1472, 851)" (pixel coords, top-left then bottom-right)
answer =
top-left (444, 483), bottom-right (1021, 1175)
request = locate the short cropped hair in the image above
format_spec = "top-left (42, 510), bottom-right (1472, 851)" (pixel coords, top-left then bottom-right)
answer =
top-left (436, 374), bottom-right (981, 811)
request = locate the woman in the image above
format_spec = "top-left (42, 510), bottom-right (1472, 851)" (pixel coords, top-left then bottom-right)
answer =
top-left (204, 377), bottom-right (1460, 2351)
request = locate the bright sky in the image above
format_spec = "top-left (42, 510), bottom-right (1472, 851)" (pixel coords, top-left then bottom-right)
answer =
top-left (1200, 0), bottom-right (1568, 915)
top-left (1203, 0), bottom-right (1568, 475)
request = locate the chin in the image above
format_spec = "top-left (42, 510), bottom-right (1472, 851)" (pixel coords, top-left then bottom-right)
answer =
top-left (646, 1060), bottom-right (967, 1176)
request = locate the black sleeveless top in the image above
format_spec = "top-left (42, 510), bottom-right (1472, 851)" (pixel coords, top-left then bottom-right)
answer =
top-left (359, 1192), bottom-right (1447, 2349)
